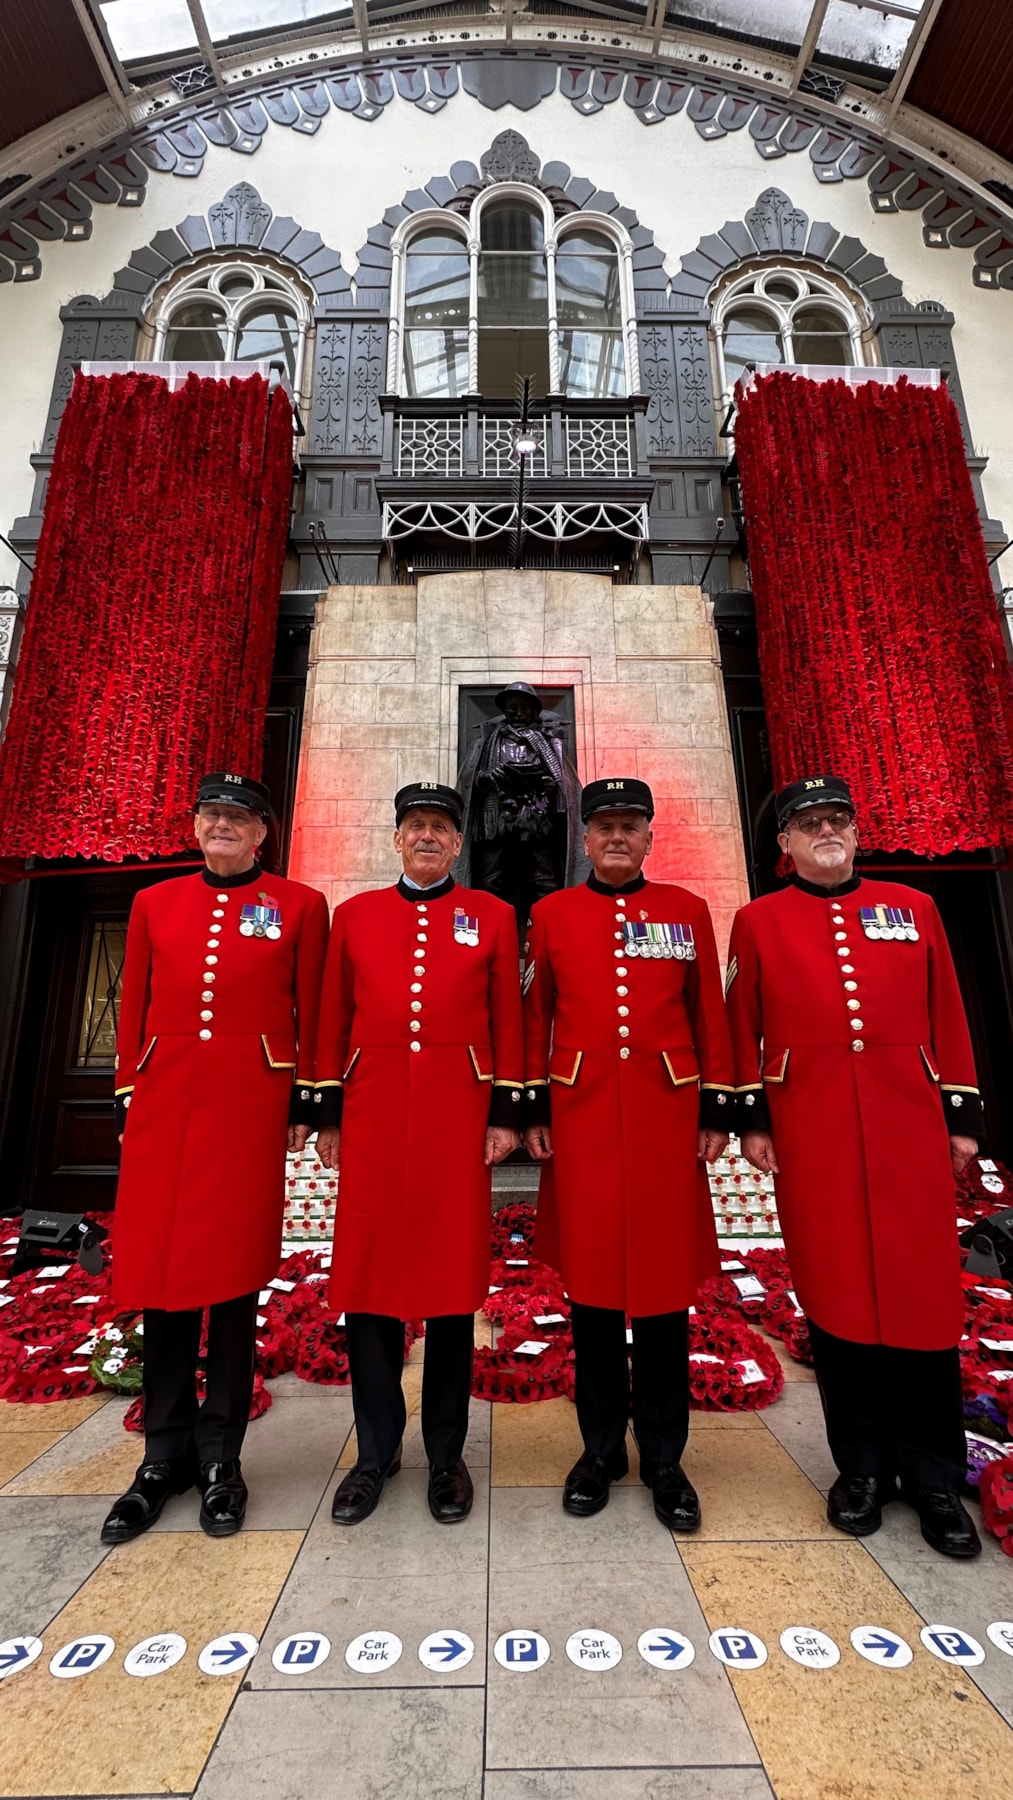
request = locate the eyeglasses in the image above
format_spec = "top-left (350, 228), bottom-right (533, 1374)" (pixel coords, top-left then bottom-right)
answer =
top-left (197, 805), bottom-right (258, 824)
top-left (789, 809), bottom-right (855, 836)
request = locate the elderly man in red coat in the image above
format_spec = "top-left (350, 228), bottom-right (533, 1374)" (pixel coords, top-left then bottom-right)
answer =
top-left (727, 774), bottom-right (982, 1557)
top-left (101, 772), bottom-right (329, 1544)
top-left (523, 778), bottom-right (735, 1529)
top-left (315, 781), bottom-right (524, 1526)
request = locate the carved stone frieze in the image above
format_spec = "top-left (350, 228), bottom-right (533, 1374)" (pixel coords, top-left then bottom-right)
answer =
top-left (0, 51), bottom-right (1008, 292)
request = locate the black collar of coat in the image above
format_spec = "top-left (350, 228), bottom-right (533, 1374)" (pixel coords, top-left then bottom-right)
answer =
top-left (201, 861), bottom-right (263, 889)
top-left (791, 872), bottom-right (862, 899)
top-left (396, 874), bottom-right (456, 903)
top-left (586, 871), bottom-right (648, 897)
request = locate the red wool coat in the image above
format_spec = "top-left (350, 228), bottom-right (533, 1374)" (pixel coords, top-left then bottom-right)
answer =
top-left (113, 868), bottom-right (329, 1311)
top-left (523, 878), bottom-right (735, 1316)
top-left (316, 879), bottom-right (524, 1319)
top-left (726, 877), bottom-right (982, 1350)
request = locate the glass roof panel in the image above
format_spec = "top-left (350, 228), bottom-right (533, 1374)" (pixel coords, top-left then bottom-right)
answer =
top-left (99, 1), bottom-right (198, 64)
top-left (201, 2), bottom-right (354, 45)
top-left (99, 0), bottom-right (925, 74)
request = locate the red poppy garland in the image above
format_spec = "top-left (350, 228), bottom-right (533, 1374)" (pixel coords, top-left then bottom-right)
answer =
top-left (734, 372), bottom-right (1013, 856)
top-left (0, 369), bottom-right (293, 862)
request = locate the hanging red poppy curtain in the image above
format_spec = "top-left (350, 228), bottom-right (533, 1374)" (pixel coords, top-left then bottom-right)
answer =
top-left (0, 368), bottom-right (293, 861)
top-left (734, 371), bottom-right (1013, 854)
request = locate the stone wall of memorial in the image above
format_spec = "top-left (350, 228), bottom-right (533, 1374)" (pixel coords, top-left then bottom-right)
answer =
top-left (287, 571), bottom-right (749, 957)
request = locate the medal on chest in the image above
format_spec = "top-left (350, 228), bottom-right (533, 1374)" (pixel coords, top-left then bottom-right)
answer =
top-left (859, 904), bottom-right (918, 942)
top-left (454, 907), bottom-right (479, 947)
top-left (239, 893), bottom-right (283, 940)
top-left (622, 920), bottom-right (696, 960)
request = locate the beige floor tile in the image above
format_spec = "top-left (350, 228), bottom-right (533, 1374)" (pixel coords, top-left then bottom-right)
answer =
top-left (681, 1539), bottom-right (1013, 1800)
top-left (491, 1399), bottom-right (764, 1489)
top-left (491, 1399), bottom-right (639, 1488)
top-left (0, 1430), bottom-right (68, 1489)
top-left (683, 1427), bottom-right (837, 1541)
top-left (0, 1529), bottom-right (301, 1797)
top-left (0, 1396), bottom-right (107, 1433)
top-left (3, 1400), bottom-right (141, 1497)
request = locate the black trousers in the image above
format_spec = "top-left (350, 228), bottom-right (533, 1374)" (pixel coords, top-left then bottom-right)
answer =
top-left (142, 1292), bottom-right (258, 1466)
top-left (808, 1317), bottom-right (967, 1491)
top-left (570, 1301), bottom-right (690, 1468)
top-left (345, 1311), bottom-right (474, 1471)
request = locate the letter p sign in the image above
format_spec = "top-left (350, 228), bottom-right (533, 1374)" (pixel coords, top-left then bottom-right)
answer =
top-left (920, 1625), bottom-right (984, 1666)
top-left (709, 1628), bottom-right (767, 1668)
top-left (271, 1632), bottom-right (331, 1674)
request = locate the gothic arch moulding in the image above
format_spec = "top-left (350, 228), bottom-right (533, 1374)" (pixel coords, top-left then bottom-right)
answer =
top-left (337, 129), bottom-right (708, 462)
top-left (2, 51), bottom-right (1011, 291)
top-left (107, 180), bottom-right (348, 306)
top-left (668, 185), bottom-right (905, 317)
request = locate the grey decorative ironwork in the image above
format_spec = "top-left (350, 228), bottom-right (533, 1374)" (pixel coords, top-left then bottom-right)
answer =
top-left (172, 65), bottom-right (217, 100)
top-left (382, 498), bottom-right (648, 544)
top-left (480, 131), bottom-right (542, 187)
top-left (348, 322), bottom-right (385, 456)
top-left (2, 50), bottom-right (1010, 291)
top-left (481, 418), bottom-right (548, 479)
top-left (396, 415), bottom-right (464, 478)
top-left (311, 321), bottom-right (350, 455)
top-left (564, 416), bottom-right (632, 479)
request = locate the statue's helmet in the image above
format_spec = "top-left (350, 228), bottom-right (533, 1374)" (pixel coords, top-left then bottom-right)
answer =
top-left (496, 681), bottom-right (540, 712)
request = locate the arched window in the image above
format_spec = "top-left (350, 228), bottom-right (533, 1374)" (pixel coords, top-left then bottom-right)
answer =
top-left (478, 197), bottom-right (549, 396)
top-left (391, 188), bottom-right (638, 400)
top-left (403, 229), bottom-right (470, 398)
top-left (150, 261), bottom-right (312, 398)
top-left (712, 267), bottom-right (870, 405)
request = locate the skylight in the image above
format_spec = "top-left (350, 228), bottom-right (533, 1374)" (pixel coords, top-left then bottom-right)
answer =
top-left (96, 0), bottom-right (926, 77)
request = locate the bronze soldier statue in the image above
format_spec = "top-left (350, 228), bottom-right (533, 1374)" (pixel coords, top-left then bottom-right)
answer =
top-left (456, 683), bottom-right (584, 933)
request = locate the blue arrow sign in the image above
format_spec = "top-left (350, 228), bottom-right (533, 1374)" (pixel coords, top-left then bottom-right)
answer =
top-left (0, 1638), bottom-right (43, 1684)
top-left (212, 1639), bottom-right (251, 1667)
top-left (431, 1637), bottom-right (468, 1664)
top-left (864, 1633), bottom-right (901, 1659)
top-left (648, 1636), bottom-right (685, 1661)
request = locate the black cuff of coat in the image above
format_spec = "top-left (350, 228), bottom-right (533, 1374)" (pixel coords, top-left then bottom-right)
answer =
top-left (941, 1088), bottom-right (983, 1140)
top-left (525, 1082), bottom-right (551, 1128)
top-left (699, 1087), bottom-right (735, 1133)
top-left (314, 1085), bottom-right (344, 1131)
top-left (114, 1093), bottom-right (130, 1138)
top-left (289, 1082), bottom-right (318, 1130)
top-left (736, 1086), bottom-right (772, 1133)
top-left (488, 1083), bottom-right (525, 1129)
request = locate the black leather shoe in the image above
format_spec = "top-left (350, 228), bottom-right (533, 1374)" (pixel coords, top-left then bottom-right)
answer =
top-left (563, 1448), bottom-right (629, 1517)
top-left (100, 1457), bottom-right (196, 1545)
top-left (331, 1452), bottom-right (402, 1526)
top-left (902, 1486), bottom-right (982, 1558)
top-left (198, 1460), bottom-right (249, 1538)
top-left (428, 1459), bottom-right (474, 1523)
top-left (642, 1461), bottom-right (701, 1531)
top-left (827, 1474), bottom-right (885, 1537)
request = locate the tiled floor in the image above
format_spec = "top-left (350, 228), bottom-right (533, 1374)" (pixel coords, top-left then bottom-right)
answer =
top-left (0, 1334), bottom-right (1011, 1799)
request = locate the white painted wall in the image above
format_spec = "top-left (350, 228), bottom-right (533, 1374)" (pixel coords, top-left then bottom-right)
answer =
top-left (1, 85), bottom-right (1011, 587)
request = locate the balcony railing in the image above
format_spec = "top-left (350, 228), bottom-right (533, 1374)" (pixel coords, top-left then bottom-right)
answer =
top-left (384, 398), bottom-right (643, 484)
